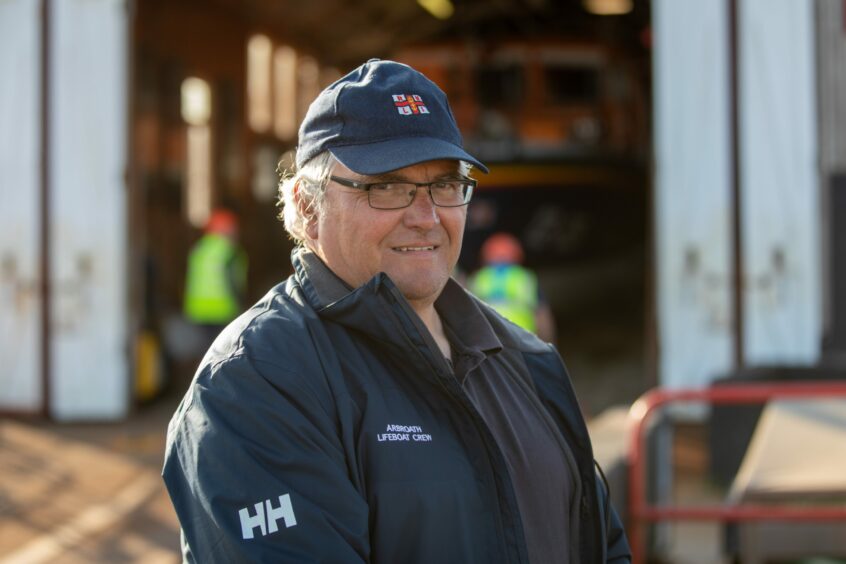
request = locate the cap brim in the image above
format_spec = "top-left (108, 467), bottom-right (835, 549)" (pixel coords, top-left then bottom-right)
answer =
top-left (329, 137), bottom-right (489, 175)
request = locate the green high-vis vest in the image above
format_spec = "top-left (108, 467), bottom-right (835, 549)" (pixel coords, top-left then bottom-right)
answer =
top-left (470, 265), bottom-right (538, 332)
top-left (184, 234), bottom-right (247, 324)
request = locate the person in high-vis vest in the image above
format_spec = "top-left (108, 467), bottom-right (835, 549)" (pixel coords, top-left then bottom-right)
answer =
top-left (184, 209), bottom-right (248, 346)
top-left (470, 232), bottom-right (556, 342)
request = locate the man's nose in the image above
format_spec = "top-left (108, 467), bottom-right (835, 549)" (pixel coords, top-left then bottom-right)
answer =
top-left (402, 186), bottom-right (439, 228)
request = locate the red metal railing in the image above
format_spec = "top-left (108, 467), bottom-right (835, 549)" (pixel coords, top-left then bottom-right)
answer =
top-left (627, 382), bottom-right (846, 564)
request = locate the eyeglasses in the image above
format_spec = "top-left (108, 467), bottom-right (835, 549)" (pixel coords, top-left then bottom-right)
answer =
top-left (329, 175), bottom-right (476, 210)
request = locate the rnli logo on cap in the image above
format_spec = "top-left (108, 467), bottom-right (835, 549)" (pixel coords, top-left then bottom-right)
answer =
top-left (393, 94), bottom-right (429, 115)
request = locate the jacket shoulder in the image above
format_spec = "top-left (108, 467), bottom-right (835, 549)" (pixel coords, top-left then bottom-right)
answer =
top-left (167, 276), bottom-right (339, 442)
top-left (179, 276), bottom-right (341, 424)
top-left (203, 277), bottom-right (322, 365)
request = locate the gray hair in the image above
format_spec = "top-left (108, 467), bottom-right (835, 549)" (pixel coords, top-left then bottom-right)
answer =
top-left (278, 151), bottom-right (474, 244)
top-left (278, 151), bottom-right (336, 244)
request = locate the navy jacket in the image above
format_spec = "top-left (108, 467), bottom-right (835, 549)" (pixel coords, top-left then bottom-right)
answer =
top-left (163, 251), bottom-right (630, 563)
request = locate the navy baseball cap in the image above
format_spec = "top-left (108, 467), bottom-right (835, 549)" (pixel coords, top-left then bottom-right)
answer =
top-left (296, 59), bottom-right (488, 175)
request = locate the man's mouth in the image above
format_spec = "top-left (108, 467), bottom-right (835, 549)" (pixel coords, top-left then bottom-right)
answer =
top-left (393, 245), bottom-right (436, 252)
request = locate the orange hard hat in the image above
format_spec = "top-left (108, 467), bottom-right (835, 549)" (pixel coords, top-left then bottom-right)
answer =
top-left (481, 232), bottom-right (524, 264)
top-left (206, 209), bottom-right (238, 235)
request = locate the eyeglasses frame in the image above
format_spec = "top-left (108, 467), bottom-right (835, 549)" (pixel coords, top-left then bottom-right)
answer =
top-left (328, 175), bottom-right (476, 210)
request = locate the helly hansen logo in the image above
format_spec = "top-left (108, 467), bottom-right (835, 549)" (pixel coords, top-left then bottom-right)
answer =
top-left (239, 494), bottom-right (297, 540)
top-left (392, 94), bottom-right (429, 115)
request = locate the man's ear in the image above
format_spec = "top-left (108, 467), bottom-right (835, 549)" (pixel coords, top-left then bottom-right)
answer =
top-left (293, 180), bottom-right (319, 240)
top-left (305, 215), bottom-right (318, 240)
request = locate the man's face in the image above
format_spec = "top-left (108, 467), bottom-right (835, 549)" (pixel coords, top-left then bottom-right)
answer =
top-left (307, 159), bottom-right (467, 309)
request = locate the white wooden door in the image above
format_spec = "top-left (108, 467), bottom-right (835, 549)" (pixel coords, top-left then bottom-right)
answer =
top-left (653, 0), bottom-right (734, 388)
top-left (49, 0), bottom-right (129, 420)
top-left (0, 0), bottom-right (43, 413)
top-left (739, 0), bottom-right (821, 365)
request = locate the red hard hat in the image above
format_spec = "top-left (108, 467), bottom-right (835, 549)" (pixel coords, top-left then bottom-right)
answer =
top-left (206, 209), bottom-right (238, 235)
top-left (481, 232), bottom-right (524, 264)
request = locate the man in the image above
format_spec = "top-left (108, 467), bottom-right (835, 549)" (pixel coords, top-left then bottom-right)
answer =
top-left (163, 59), bottom-right (629, 563)
top-left (470, 232), bottom-right (557, 342)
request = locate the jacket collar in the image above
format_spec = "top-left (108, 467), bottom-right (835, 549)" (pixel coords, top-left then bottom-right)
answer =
top-left (435, 277), bottom-right (502, 356)
top-left (292, 246), bottom-right (352, 308)
top-left (291, 247), bottom-right (502, 358)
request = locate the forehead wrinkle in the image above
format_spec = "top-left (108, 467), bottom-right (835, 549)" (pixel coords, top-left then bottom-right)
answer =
top-left (366, 172), bottom-right (407, 182)
top-left (359, 164), bottom-right (463, 184)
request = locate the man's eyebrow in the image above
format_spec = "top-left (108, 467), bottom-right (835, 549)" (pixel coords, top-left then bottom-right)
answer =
top-left (366, 173), bottom-right (406, 182)
top-left (363, 169), bottom-right (464, 183)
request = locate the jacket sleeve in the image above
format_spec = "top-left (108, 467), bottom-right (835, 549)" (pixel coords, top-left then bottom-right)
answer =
top-left (163, 354), bottom-right (370, 563)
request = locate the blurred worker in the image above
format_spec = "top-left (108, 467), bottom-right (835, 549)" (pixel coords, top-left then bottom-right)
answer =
top-left (183, 208), bottom-right (248, 349)
top-left (164, 59), bottom-right (628, 563)
top-left (470, 232), bottom-right (556, 342)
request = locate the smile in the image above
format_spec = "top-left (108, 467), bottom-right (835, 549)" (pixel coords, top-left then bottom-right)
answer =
top-left (393, 246), bottom-right (436, 252)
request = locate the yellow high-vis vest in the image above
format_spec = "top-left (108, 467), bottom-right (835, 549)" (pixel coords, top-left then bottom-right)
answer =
top-left (184, 234), bottom-right (247, 324)
top-left (470, 264), bottom-right (538, 332)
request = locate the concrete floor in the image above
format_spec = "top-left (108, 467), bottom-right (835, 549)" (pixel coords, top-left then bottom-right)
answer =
top-left (0, 395), bottom-right (182, 563)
